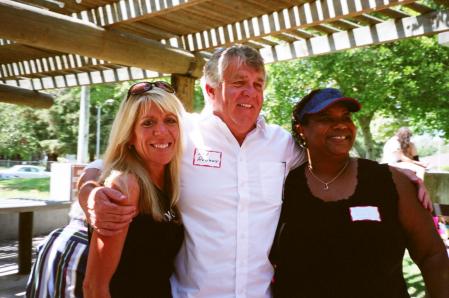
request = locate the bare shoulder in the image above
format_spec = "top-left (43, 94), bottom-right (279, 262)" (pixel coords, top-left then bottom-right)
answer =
top-left (389, 166), bottom-right (415, 194)
top-left (388, 165), bottom-right (423, 223)
top-left (105, 171), bottom-right (140, 205)
top-left (77, 167), bottom-right (101, 190)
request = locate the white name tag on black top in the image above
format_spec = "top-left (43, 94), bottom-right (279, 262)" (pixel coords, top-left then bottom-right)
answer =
top-left (349, 206), bottom-right (381, 222)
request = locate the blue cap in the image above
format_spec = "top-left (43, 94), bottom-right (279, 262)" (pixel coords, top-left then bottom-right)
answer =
top-left (297, 88), bottom-right (361, 122)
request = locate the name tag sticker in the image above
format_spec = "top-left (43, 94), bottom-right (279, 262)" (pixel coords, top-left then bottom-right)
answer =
top-left (349, 206), bottom-right (381, 222)
top-left (193, 148), bottom-right (222, 168)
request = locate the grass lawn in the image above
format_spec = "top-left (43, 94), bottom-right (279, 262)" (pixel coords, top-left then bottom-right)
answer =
top-left (0, 177), bottom-right (50, 199)
top-left (404, 252), bottom-right (425, 297)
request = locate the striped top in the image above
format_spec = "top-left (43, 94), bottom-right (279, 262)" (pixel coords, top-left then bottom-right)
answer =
top-left (26, 218), bottom-right (89, 298)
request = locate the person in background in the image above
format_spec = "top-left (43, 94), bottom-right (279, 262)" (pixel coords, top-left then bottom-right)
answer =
top-left (382, 127), bottom-right (427, 179)
top-left (271, 88), bottom-right (449, 298)
top-left (26, 200), bottom-right (88, 298)
top-left (82, 81), bottom-right (184, 298)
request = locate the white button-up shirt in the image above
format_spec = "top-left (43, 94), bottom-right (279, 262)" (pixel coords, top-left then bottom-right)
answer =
top-left (171, 113), bottom-right (303, 298)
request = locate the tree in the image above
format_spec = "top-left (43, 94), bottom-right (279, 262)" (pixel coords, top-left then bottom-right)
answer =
top-left (265, 36), bottom-right (449, 160)
top-left (0, 103), bottom-right (43, 160)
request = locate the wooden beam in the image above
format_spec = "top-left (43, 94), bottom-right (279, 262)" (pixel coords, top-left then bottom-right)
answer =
top-left (260, 10), bottom-right (449, 63)
top-left (0, 84), bottom-right (54, 108)
top-left (0, 0), bottom-right (205, 78)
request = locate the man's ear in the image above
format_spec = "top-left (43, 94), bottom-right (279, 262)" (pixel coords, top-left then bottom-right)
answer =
top-left (205, 83), bottom-right (216, 100)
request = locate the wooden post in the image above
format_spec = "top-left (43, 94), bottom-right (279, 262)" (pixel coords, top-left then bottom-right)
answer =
top-left (18, 211), bottom-right (33, 274)
top-left (171, 75), bottom-right (196, 112)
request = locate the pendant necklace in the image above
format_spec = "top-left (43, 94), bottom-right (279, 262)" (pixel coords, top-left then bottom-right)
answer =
top-left (308, 159), bottom-right (350, 191)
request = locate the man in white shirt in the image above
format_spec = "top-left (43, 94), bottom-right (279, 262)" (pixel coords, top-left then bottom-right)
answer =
top-left (79, 45), bottom-right (303, 298)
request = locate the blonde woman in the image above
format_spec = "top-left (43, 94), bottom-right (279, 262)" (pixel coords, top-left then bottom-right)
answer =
top-left (83, 82), bottom-right (185, 298)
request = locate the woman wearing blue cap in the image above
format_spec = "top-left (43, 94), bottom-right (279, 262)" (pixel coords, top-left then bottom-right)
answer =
top-left (271, 88), bottom-right (449, 298)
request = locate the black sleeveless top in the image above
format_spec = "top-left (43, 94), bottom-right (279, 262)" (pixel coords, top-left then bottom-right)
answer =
top-left (271, 159), bottom-right (409, 298)
top-left (109, 192), bottom-right (184, 298)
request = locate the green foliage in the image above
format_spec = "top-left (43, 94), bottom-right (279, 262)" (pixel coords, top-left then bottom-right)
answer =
top-left (44, 88), bottom-right (81, 155)
top-left (264, 59), bottom-right (322, 130)
top-left (265, 36), bottom-right (449, 160)
top-left (39, 139), bottom-right (65, 155)
top-left (0, 104), bottom-right (43, 159)
top-left (193, 80), bottom-right (205, 112)
top-left (0, 83), bottom-right (129, 160)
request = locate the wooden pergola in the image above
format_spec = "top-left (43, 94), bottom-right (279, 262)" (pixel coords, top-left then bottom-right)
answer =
top-left (0, 0), bottom-right (448, 109)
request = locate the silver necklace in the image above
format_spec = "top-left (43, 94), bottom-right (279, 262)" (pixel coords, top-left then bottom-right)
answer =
top-left (308, 159), bottom-right (350, 191)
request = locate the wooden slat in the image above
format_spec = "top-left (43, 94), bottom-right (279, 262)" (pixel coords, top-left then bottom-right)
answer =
top-left (105, 0), bottom-right (208, 26)
top-left (329, 19), bottom-right (361, 30)
top-left (404, 3), bottom-right (433, 14)
top-left (312, 24), bottom-right (341, 34)
top-left (260, 10), bottom-right (449, 63)
top-left (178, 0), bottom-right (416, 51)
top-left (1, 65), bottom-right (163, 90)
top-left (352, 13), bottom-right (384, 25)
top-left (272, 33), bottom-right (299, 43)
top-left (289, 29), bottom-right (317, 39)
top-left (377, 7), bottom-right (410, 19)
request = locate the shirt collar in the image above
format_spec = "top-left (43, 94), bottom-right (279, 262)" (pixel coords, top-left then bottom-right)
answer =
top-left (207, 113), bottom-right (268, 139)
top-left (255, 115), bottom-right (266, 131)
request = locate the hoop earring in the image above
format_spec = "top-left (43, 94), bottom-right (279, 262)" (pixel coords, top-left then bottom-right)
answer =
top-left (298, 133), bottom-right (313, 170)
top-left (297, 133), bottom-right (307, 149)
top-left (306, 147), bottom-right (313, 170)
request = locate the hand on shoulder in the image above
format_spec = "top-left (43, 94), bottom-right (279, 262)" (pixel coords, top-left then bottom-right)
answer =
top-left (104, 171), bottom-right (140, 206)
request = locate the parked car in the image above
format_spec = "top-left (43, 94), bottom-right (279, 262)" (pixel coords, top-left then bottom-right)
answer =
top-left (0, 165), bottom-right (50, 179)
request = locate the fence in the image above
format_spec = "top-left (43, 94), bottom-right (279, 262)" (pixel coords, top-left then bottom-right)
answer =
top-left (0, 159), bottom-right (49, 169)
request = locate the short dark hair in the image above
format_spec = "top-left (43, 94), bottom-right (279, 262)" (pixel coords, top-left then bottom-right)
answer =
top-left (291, 89), bottom-right (322, 146)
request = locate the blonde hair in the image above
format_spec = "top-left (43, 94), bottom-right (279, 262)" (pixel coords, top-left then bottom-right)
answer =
top-left (100, 86), bottom-right (184, 221)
